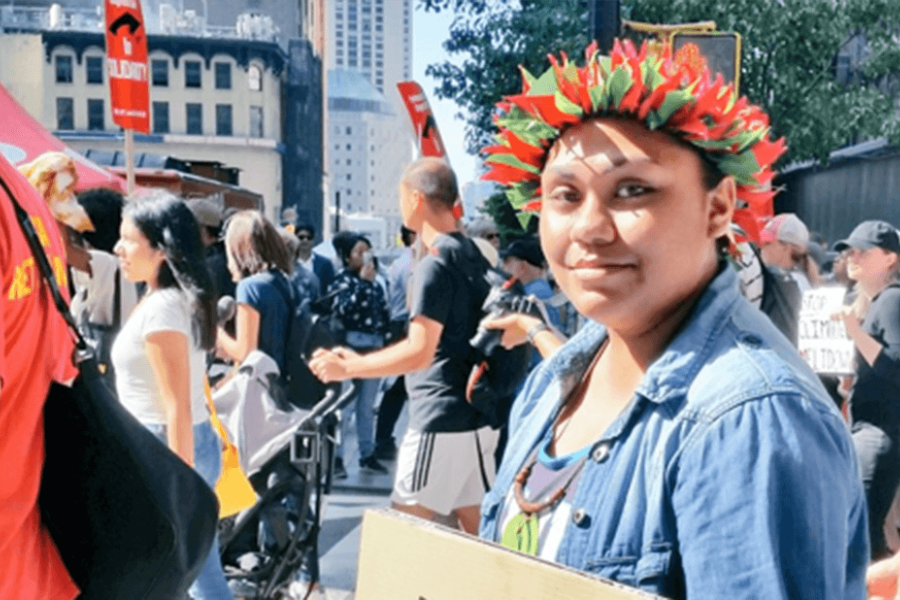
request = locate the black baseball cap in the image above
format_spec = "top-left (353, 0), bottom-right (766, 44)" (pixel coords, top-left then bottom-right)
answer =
top-left (833, 220), bottom-right (900, 255)
top-left (501, 238), bottom-right (545, 268)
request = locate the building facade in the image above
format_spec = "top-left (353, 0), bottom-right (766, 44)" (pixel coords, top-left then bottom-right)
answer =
top-left (0, 2), bottom-right (325, 226)
top-left (324, 0), bottom-right (414, 245)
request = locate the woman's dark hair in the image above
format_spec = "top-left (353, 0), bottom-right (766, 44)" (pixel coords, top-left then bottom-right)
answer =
top-left (224, 210), bottom-right (294, 278)
top-left (332, 230), bottom-right (362, 267)
top-left (76, 187), bottom-right (125, 253)
top-left (123, 192), bottom-right (217, 350)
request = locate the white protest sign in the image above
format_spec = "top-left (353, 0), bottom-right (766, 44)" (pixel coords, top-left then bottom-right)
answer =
top-left (797, 287), bottom-right (854, 375)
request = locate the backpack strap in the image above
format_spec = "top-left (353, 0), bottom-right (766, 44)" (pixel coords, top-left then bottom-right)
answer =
top-left (0, 171), bottom-right (87, 353)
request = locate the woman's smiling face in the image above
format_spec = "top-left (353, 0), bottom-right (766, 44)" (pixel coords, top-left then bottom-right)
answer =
top-left (539, 118), bottom-right (734, 335)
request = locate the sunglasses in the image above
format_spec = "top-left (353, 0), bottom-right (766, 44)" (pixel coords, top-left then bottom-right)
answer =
top-left (484, 233), bottom-right (499, 241)
top-left (296, 234), bottom-right (312, 241)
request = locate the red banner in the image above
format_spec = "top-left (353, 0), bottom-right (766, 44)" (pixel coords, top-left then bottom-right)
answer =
top-left (396, 81), bottom-right (446, 159)
top-left (104, 0), bottom-right (150, 133)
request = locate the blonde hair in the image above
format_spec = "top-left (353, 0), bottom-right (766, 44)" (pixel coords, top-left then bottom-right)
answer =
top-left (849, 251), bottom-right (900, 320)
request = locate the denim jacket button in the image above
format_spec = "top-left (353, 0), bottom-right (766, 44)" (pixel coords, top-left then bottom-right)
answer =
top-left (572, 507), bottom-right (587, 525)
top-left (592, 443), bottom-right (610, 463)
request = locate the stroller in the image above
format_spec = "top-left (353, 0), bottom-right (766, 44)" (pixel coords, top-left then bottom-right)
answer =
top-left (212, 351), bottom-right (354, 600)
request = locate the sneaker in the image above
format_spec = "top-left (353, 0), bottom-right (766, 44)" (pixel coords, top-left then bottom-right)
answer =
top-left (332, 457), bottom-right (347, 480)
top-left (288, 578), bottom-right (327, 600)
top-left (359, 455), bottom-right (389, 474)
top-left (374, 442), bottom-right (397, 461)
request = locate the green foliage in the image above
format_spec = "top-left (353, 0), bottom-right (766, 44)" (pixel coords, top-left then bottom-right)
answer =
top-left (422, 0), bottom-right (590, 154)
top-left (422, 0), bottom-right (900, 166)
top-left (481, 191), bottom-right (530, 245)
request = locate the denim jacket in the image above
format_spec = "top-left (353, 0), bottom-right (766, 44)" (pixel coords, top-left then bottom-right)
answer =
top-left (480, 265), bottom-right (868, 600)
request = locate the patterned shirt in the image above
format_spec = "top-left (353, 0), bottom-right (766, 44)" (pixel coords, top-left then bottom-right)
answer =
top-left (328, 268), bottom-right (388, 336)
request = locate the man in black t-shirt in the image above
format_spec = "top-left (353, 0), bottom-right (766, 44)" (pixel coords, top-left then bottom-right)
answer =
top-left (309, 158), bottom-right (496, 533)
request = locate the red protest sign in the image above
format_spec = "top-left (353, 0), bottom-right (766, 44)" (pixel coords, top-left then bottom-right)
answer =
top-left (397, 81), bottom-right (446, 159)
top-left (104, 0), bottom-right (150, 133)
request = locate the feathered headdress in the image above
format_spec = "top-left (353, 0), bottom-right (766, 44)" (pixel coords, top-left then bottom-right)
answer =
top-left (482, 39), bottom-right (786, 242)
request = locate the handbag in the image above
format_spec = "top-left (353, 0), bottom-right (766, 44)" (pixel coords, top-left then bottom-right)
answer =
top-left (204, 377), bottom-right (257, 518)
top-left (5, 176), bottom-right (219, 600)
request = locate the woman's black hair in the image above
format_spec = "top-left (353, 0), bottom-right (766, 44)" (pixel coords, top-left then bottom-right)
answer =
top-left (332, 231), bottom-right (362, 267)
top-left (124, 192), bottom-right (217, 351)
top-left (76, 187), bottom-right (125, 253)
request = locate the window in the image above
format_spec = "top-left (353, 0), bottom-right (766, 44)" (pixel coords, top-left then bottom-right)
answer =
top-left (55, 55), bottom-right (72, 83)
top-left (215, 62), bottom-right (231, 89)
top-left (56, 97), bottom-right (74, 130)
top-left (346, 143), bottom-right (352, 150)
top-left (86, 56), bottom-right (103, 84)
top-left (152, 59), bottom-right (169, 86)
top-left (250, 105), bottom-right (264, 138)
top-left (345, 126), bottom-right (352, 135)
top-left (248, 65), bottom-right (263, 91)
top-left (186, 103), bottom-right (203, 134)
top-left (185, 60), bottom-right (202, 88)
top-left (346, 159), bottom-right (351, 165)
top-left (152, 101), bottom-right (169, 134)
top-left (87, 99), bottom-right (104, 130)
top-left (216, 104), bottom-right (233, 136)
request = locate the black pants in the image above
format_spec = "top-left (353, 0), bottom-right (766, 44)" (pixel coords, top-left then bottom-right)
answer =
top-left (853, 421), bottom-right (900, 560)
top-left (375, 375), bottom-right (406, 449)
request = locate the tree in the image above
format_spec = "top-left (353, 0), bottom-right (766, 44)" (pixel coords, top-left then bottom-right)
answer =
top-left (422, 0), bottom-right (590, 155)
top-left (421, 0), bottom-right (900, 165)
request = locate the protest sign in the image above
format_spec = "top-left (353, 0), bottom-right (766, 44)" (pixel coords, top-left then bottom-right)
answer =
top-left (104, 0), bottom-right (150, 134)
top-left (356, 509), bottom-right (663, 600)
top-left (798, 287), bottom-right (854, 375)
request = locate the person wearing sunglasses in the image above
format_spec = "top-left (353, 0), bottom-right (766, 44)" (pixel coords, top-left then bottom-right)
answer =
top-left (293, 223), bottom-right (334, 298)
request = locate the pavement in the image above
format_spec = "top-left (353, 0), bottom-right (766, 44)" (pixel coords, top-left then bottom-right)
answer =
top-left (312, 394), bottom-right (405, 599)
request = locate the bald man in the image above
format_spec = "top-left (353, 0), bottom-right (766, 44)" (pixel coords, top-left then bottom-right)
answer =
top-left (310, 158), bottom-right (497, 533)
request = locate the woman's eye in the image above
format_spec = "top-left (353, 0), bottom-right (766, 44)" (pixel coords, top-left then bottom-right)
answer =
top-left (614, 183), bottom-right (651, 199)
top-left (547, 188), bottom-right (580, 203)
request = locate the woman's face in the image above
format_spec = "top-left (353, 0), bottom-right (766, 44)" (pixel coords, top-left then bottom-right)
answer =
top-left (539, 118), bottom-right (733, 334)
top-left (114, 217), bottom-right (165, 285)
top-left (846, 246), bottom-right (897, 289)
top-left (348, 240), bottom-right (369, 272)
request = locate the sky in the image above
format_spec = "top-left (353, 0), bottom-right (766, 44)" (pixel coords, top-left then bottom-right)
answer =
top-left (412, 5), bottom-right (481, 187)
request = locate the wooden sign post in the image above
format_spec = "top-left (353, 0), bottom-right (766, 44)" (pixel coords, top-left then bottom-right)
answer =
top-left (356, 509), bottom-right (664, 600)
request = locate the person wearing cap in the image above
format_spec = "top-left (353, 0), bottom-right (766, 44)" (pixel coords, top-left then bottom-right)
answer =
top-left (501, 237), bottom-right (562, 332)
top-left (475, 40), bottom-right (866, 599)
top-left (760, 213), bottom-right (821, 291)
top-left (187, 197), bottom-right (235, 300)
top-left (832, 220), bottom-right (900, 560)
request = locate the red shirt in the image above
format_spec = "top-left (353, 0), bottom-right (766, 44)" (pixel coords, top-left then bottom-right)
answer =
top-left (0, 155), bottom-right (78, 600)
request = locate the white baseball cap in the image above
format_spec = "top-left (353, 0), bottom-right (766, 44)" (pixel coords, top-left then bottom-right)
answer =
top-left (761, 213), bottom-right (809, 250)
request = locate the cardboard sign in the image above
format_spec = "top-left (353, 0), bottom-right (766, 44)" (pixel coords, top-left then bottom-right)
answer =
top-left (104, 0), bottom-right (150, 133)
top-left (356, 509), bottom-right (664, 600)
top-left (397, 81), bottom-right (447, 159)
top-left (798, 287), bottom-right (854, 375)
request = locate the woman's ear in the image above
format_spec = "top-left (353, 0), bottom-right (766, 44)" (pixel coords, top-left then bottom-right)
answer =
top-left (707, 176), bottom-right (737, 240)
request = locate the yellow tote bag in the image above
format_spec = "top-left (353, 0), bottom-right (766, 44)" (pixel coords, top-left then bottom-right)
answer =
top-left (205, 378), bottom-right (257, 518)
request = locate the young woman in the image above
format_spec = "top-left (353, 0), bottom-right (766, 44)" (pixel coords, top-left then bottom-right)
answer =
top-left (111, 193), bottom-right (232, 600)
top-left (478, 41), bottom-right (867, 599)
top-left (217, 210), bottom-right (295, 373)
top-left (327, 233), bottom-right (389, 476)
top-left (833, 220), bottom-right (900, 560)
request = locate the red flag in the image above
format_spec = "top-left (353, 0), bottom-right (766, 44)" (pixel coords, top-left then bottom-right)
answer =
top-left (396, 81), bottom-right (447, 159)
top-left (104, 0), bottom-right (150, 134)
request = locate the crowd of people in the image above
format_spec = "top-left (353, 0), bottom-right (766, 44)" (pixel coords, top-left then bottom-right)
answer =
top-left (8, 36), bottom-right (900, 600)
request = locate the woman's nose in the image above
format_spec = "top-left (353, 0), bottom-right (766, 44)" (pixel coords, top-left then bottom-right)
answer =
top-left (569, 194), bottom-right (617, 246)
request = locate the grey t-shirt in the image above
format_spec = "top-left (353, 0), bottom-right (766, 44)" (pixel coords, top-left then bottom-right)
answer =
top-left (405, 233), bottom-right (487, 433)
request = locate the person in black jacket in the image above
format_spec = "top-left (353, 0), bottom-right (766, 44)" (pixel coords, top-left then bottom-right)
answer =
top-left (833, 220), bottom-right (900, 559)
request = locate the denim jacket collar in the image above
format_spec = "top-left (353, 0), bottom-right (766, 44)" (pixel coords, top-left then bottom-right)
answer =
top-left (544, 263), bottom-right (740, 409)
